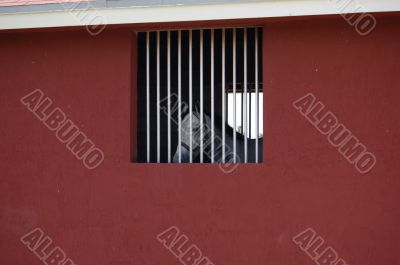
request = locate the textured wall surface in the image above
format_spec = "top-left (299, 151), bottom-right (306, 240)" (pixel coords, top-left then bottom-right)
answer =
top-left (0, 14), bottom-right (399, 265)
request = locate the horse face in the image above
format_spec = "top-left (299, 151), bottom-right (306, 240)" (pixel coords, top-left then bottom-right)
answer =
top-left (173, 112), bottom-right (202, 162)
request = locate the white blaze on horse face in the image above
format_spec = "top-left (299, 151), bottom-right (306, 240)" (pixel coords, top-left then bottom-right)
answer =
top-left (181, 113), bottom-right (201, 150)
top-left (175, 111), bottom-right (214, 162)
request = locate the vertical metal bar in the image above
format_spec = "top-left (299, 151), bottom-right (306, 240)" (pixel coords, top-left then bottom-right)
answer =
top-left (222, 28), bottom-right (226, 163)
top-left (211, 29), bottom-right (215, 163)
top-left (243, 28), bottom-right (248, 163)
top-left (255, 28), bottom-right (259, 163)
top-left (232, 28), bottom-right (237, 163)
top-left (178, 30), bottom-right (182, 163)
top-left (189, 30), bottom-right (193, 163)
top-left (156, 31), bottom-right (160, 163)
top-left (241, 88), bottom-right (243, 133)
top-left (146, 32), bottom-right (150, 163)
top-left (225, 93), bottom-right (228, 120)
top-left (167, 31), bottom-right (171, 163)
top-left (249, 75), bottom-right (252, 139)
top-left (200, 29), bottom-right (204, 163)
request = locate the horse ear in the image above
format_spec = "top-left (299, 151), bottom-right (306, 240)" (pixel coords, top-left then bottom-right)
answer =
top-left (181, 103), bottom-right (189, 119)
top-left (194, 101), bottom-right (200, 113)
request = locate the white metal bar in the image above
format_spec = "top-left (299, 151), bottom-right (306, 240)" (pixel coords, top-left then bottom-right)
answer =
top-left (167, 30), bottom-right (171, 163)
top-left (200, 29), bottom-right (204, 163)
top-left (233, 28), bottom-right (237, 163)
top-left (146, 32), bottom-right (150, 163)
top-left (243, 28), bottom-right (248, 163)
top-left (222, 28), bottom-right (226, 163)
top-left (156, 31), bottom-right (161, 163)
top-left (249, 77), bottom-right (251, 139)
top-left (210, 29), bottom-right (215, 163)
top-left (189, 30), bottom-right (193, 163)
top-left (178, 30), bottom-right (182, 163)
top-left (255, 28), bottom-right (259, 163)
top-left (241, 89), bottom-right (243, 132)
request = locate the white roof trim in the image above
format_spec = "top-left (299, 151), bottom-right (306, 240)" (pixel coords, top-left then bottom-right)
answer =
top-left (1, 0), bottom-right (400, 30)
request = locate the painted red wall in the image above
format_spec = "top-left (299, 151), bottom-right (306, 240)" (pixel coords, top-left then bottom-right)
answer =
top-left (1, 14), bottom-right (399, 265)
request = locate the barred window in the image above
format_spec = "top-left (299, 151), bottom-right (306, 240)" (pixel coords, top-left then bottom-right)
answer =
top-left (136, 27), bottom-right (263, 163)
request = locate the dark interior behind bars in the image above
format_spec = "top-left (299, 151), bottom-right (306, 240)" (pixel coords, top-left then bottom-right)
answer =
top-left (136, 28), bottom-right (263, 163)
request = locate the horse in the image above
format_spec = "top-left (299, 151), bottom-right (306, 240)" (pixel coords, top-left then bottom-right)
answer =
top-left (173, 110), bottom-right (263, 163)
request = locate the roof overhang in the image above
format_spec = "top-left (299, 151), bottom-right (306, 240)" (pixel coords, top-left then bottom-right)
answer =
top-left (1, 0), bottom-right (400, 31)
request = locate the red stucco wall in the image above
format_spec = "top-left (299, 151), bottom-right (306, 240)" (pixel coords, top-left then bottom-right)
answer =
top-left (1, 14), bottom-right (400, 265)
